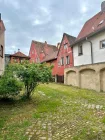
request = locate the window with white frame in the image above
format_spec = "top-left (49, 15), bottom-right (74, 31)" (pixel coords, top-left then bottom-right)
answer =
top-left (0, 45), bottom-right (3, 57)
top-left (64, 44), bottom-right (68, 49)
top-left (78, 44), bottom-right (83, 56)
top-left (100, 40), bottom-right (105, 49)
top-left (61, 57), bottom-right (64, 65)
top-left (66, 56), bottom-right (70, 65)
top-left (58, 61), bottom-right (60, 66)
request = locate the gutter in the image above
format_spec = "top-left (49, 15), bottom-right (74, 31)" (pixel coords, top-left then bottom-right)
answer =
top-left (86, 37), bottom-right (93, 64)
top-left (41, 57), bottom-right (57, 63)
top-left (71, 26), bottom-right (105, 47)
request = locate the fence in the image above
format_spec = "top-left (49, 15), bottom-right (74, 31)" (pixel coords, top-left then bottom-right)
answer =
top-left (57, 75), bottom-right (64, 83)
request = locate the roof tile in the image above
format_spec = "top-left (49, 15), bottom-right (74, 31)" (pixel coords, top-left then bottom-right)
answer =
top-left (77, 11), bottom-right (105, 41)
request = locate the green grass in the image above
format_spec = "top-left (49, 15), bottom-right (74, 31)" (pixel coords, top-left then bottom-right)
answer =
top-left (0, 83), bottom-right (105, 139)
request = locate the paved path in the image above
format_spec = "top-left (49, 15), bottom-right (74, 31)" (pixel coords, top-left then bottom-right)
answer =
top-left (25, 99), bottom-right (104, 140)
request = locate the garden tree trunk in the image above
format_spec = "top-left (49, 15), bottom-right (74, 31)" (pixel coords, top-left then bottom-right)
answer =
top-left (25, 85), bottom-right (31, 99)
top-left (27, 92), bottom-right (30, 99)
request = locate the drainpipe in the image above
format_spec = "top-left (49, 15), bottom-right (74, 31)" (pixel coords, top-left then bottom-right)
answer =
top-left (86, 37), bottom-right (93, 64)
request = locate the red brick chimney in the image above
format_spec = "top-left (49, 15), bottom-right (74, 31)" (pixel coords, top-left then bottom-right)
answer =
top-left (45, 41), bottom-right (47, 45)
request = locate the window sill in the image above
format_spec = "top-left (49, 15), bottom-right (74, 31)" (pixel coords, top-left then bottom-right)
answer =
top-left (100, 47), bottom-right (105, 49)
top-left (78, 53), bottom-right (83, 56)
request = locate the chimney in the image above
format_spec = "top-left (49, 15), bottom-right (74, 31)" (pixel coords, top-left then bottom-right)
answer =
top-left (18, 49), bottom-right (20, 52)
top-left (45, 41), bottom-right (47, 47)
top-left (101, 1), bottom-right (105, 12)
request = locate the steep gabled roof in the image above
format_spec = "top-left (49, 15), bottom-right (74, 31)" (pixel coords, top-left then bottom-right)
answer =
top-left (64, 33), bottom-right (76, 44)
top-left (10, 51), bottom-right (30, 58)
top-left (72, 11), bottom-right (105, 46)
top-left (57, 33), bottom-right (76, 56)
top-left (41, 50), bottom-right (58, 63)
top-left (32, 40), bottom-right (58, 57)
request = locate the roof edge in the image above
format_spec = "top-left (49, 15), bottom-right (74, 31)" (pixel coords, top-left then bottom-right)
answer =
top-left (71, 26), bottom-right (105, 46)
top-left (41, 57), bottom-right (57, 63)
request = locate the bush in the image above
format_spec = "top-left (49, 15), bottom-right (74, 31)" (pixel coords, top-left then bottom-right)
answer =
top-left (0, 66), bottom-right (23, 99)
top-left (11, 61), bottom-right (52, 99)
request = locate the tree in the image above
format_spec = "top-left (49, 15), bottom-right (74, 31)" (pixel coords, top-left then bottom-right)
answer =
top-left (0, 66), bottom-right (23, 99)
top-left (12, 62), bottom-right (52, 99)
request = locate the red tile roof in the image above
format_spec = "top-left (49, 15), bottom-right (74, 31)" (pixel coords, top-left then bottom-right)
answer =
top-left (64, 33), bottom-right (76, 44)
top-left (77, 11), bottom-right (105, 41)
top-left (32, 40), bottom-right (58, 57)
top-left (41, 50), bottom-right (58, 63)
top-left (11, 51), bottom-right (30, 58)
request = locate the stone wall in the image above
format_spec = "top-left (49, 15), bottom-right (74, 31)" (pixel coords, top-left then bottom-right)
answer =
top-left (64, 62), bottom-right (105, 92)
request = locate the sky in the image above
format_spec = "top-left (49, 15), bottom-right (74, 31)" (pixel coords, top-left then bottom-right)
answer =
top-left (0, 0), bottom-right (104, 55)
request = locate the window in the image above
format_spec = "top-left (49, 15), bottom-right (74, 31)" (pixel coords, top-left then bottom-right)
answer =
top-left (100, 40), bottom-right (105, 49)
top-left (78, 45), bottom-right (83, 56)
top-left (61, 57), bottom-right (64, 65)
top-left (66, 56), bottom-right (70, 65)
top-left (0, 45), bottom-right (3, 57)
top-left (20, 59), bottom-right (24, 63)
top-left (64, 44), bottom-right (68, 49)
top-left (32, 51), bottom-right (34, 54)
top-left (36, 58), bottom-right (39, 63)
top-left (13, 58), bottom-right (18, 63)
top-left (58, 61), bottom-right (60, 66)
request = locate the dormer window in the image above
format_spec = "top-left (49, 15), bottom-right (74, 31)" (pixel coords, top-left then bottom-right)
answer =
top-left (0, 45), bottom-right (3, 57)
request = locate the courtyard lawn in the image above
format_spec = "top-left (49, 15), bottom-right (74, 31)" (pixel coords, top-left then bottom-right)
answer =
top-left (0, 83), bottom-right (105, 140)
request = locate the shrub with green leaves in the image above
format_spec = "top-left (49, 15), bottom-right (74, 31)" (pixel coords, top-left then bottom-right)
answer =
top-left (0, 66), bottom-right (23, 99)
top-left (11, 61), bottom-right (52, 99)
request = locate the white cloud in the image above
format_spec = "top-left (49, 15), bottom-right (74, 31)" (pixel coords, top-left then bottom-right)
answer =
top-left (3, 19), bottom-right (10, 24)
top-left (40, 7), bottom-right (49, 14)
top-left (81, 4), bottom-right (88, 13)
top-left (3, 0), bottom-right (20, 9)
top-left (55, 24), bottom-right (64, 31)
top-left (32, 19), bottom-right (42, 25)
top-left (1, 0), bottom-right (101, 55)
top-left (11, 45), bottom-right (16, 49)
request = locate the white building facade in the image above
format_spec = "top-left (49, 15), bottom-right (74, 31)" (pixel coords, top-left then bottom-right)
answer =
top-left (73, 31), bottom-right (105, 66)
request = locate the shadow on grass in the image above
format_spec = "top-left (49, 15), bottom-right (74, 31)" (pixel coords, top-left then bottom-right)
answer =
top-left (0, 97), bottom-right (15, 105)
